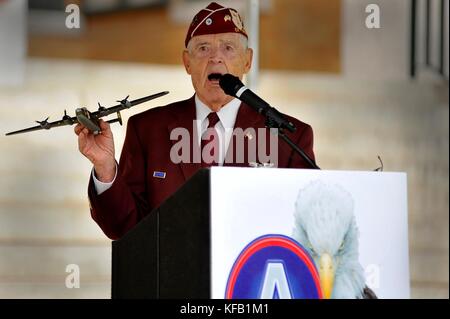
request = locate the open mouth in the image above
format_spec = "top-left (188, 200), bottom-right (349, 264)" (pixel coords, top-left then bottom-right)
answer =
top-left (208, 73), bottom-right (223, 82)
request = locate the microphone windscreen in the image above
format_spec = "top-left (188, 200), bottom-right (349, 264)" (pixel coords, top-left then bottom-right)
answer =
top-left (219, 74), bottom-right (244, 96)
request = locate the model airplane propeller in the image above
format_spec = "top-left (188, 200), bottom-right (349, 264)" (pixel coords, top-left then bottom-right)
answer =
top-left (5, 91), bottom-right (169, 136)
top-left (97, 103), bottom-right (106, 113)
top-left (62, 110), bottom-right (73, 123)
top-left (117, 95), bottom-right (131, 108)
top-left (36, 117), bottom-right (50, 129)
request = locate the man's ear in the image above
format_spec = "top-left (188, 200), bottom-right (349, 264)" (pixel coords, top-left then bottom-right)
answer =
top-left (182, 50), bottom-right (191, 74)
top-left (244, 48), bottom-right (253, 73)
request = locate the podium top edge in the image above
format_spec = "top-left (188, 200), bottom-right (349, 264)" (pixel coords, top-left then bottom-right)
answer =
top-left (207, 167), bottom-right (408, 176)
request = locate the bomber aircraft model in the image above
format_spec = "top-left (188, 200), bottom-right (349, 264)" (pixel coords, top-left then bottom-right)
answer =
top-left (5, 91), bottom-right (169, 136)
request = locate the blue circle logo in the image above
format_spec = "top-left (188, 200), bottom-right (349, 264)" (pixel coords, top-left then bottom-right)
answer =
top-left (225, 235), bottom-right (322, 299)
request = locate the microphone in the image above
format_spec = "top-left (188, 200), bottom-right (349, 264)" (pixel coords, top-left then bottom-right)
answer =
top-left (219, 74), bottom-right (296, 132)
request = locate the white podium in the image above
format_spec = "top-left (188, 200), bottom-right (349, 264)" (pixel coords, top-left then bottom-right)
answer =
top-left (210, 167), bottom-right (409, 299)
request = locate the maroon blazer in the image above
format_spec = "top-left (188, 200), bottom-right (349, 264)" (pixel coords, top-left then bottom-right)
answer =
top-left (88, 96), bottom-right (315, 239)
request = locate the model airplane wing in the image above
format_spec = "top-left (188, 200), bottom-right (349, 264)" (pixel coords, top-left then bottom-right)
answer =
top-left (5, 114), bottom-right (78, 136)
top-left (91, 91), bottom-right (169, 117)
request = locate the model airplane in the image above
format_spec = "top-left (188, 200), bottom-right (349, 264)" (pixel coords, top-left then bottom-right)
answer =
top-left (5, 91), bottom-right (169, 136)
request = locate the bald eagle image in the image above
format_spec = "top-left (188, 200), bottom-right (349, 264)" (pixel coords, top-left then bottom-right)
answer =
top-left (292, 180), bottom-right (377, 299)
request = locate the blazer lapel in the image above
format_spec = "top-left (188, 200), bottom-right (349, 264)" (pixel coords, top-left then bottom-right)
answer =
top-left (167, 96), bottom-right (202, 181)
top-left (233, 102), bottom-right (262, 131)
top-left (223, 103), bottom-right (266, 167)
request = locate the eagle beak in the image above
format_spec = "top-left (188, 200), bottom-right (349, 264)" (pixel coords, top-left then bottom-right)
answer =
top-left (319, 253), bottom-right (335, 299)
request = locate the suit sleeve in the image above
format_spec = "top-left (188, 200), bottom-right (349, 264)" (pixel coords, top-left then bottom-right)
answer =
top-left (287, 124), bottom-right (317, 169)
top-left (87, 116), bottom-right (149, 239)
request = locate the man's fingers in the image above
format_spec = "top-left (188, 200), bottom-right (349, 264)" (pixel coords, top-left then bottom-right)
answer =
top-left (99, 119), bottom-right (111, 131)
top-left (77, 120), bottom-right (111, 136)
top-left (74, 123), bottom-right (85, 135)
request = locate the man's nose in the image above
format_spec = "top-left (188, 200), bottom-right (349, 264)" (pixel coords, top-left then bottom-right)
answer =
top-left (208, 46), bottom-right (224, 63)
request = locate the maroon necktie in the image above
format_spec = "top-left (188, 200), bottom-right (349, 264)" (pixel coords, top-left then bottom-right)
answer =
top-left (201, 112), bottom-right (220, 167)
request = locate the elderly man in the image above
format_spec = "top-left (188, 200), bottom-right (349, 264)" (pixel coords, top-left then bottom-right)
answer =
top-left (75, 2), bottom-right (315, 239)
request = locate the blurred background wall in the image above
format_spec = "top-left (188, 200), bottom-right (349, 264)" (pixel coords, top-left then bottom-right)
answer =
top-left (0, 0), bottom-right (448, 298)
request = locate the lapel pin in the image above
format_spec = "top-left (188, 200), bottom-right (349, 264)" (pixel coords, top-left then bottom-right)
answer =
top-left (245, 132), bottom-right (254, 140)
top-left (153, 171), bottom-right (166, 179)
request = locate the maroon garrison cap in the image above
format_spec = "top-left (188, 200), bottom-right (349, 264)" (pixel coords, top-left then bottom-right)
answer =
top-left (185, 2), bottom-right (248, 48)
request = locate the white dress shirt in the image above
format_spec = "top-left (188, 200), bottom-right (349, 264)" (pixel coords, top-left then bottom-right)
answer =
top-left (195, 95), bottom-right (241, 166)
top-left (92, 95), bottom-right (241, 195)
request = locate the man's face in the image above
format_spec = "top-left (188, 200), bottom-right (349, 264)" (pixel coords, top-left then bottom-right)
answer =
top-left (183, 33), bottom-right (253, 111)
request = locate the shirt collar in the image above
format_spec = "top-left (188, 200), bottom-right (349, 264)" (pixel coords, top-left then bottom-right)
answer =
top-left (195, 95), bottom-right (241, 128)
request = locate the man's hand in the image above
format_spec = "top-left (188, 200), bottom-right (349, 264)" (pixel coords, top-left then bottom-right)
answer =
top-left (75, 119), bottom-right (116, 182)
